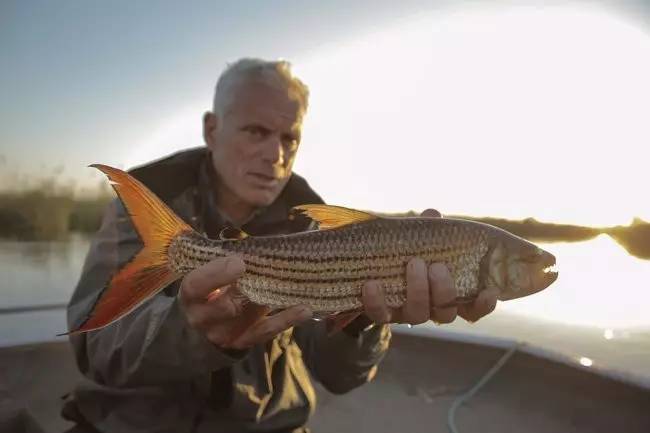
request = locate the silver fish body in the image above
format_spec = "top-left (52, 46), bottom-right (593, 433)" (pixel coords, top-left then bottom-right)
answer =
top-left (168, 216), bottom-right (558, 312)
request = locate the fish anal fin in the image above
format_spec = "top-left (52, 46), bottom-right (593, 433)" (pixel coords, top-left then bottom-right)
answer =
top-left (292, 204), bottom-right (376, 229)
top-left (326, 310), bottom-right (363, 336)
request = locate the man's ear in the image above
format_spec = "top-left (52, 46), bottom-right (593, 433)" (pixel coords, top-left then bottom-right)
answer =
top-left (203, 111), bottom-right (218, 149)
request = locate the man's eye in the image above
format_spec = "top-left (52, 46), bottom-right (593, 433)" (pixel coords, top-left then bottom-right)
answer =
top-left (282, 136), bottom-right (299, 152)
top-left (244, 126), bottom-right (268, 138)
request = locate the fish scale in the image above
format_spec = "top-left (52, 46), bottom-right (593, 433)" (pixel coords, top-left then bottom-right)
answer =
top-left (168, 218), bottom-right (489, 312)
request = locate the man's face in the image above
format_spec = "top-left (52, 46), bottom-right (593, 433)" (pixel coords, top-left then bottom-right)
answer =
top-left (204, 80), bottom-right (303, 210)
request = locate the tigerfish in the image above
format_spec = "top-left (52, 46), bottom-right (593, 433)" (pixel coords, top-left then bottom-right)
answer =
top-left (67, 164), bottom-right (558, 334)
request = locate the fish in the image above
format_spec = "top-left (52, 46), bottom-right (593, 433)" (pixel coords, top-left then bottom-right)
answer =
top-left (66, 164), bottom-right (558, 334)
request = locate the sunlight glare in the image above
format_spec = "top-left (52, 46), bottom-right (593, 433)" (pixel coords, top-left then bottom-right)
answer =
top-left (579, 356), bottom-right (594, 367)
top-left (123, 6), bottom-right (650, 227)
top-left (294, 6), bottom-right (650, 227)
top-left (500, 234), bottom-right (650, 328)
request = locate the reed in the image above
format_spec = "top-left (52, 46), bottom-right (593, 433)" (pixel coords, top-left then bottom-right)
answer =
top-left (0, 180), bottom-right (111, 240)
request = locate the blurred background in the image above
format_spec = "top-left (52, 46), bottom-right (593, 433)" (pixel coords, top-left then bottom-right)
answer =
top-left (1, 0), bottom-right (650, 414)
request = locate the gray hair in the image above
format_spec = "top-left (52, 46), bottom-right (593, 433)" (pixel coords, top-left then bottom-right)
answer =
top-left (212, 58), bottom-right (309, 118)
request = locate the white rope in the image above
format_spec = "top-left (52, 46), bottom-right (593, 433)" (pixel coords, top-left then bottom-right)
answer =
top-left (447, 342), bottom-right (522, 433)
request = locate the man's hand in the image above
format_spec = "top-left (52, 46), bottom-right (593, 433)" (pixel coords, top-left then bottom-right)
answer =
top-left (361, 208), bottom-right (498, 326)
top-left (178, 257), bottom-right (312, 350)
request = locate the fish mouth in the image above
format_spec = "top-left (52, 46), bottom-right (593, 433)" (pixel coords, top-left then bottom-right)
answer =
top-left (534, 250), bottom-right (558, 292)
top-left (498, 249), bottom-right (558, 301)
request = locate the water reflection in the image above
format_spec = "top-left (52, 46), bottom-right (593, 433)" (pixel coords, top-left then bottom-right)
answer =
top-left (0, 234), bottom-right (90, 308)
top-left (0, 237), bottom-right (78, 266)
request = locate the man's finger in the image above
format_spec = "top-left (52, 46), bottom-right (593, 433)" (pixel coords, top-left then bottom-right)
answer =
top-left (403, 258), bottom-right (430, 325)
top-left (429, 263), bottom-right (457, 324)
top-left (199, 285), bottom-right (249, 323)
top-left (229, 305), bottom-right (312, 349)
top-left (181, 257), bottom-right (245, 303)
top-left (458, 288), bottom-right (498, 323)
top-left (362, 281), bottom-right (391, 324)
top-left (203, 302), bottom-right (269, 346)
top-left (218, 303), bottom-right (271, 345)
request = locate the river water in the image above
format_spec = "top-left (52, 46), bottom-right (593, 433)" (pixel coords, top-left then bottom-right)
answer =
top-left (1, 234), bottom-right (648, 383)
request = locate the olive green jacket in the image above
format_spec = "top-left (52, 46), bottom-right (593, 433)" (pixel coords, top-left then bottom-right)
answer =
top-left (65, 148), bottom-right (391, 433)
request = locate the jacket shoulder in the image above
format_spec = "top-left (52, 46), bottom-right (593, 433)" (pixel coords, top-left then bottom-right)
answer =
top-left (128, 147), bottom-right (206, 200)
top-left (282, 173), bottom-right (324, 207)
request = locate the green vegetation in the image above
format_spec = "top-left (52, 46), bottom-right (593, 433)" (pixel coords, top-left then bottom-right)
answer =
top-left (607, 218), bottom-right (650, 260)
top-left (0, 186), bottom-right (111, 240)
top-left (450, 215), bottom-right (601, 243)
top-left (384, 212), bottom-right (649, 259)
top-left (458, 215), bottom-right (650, 259)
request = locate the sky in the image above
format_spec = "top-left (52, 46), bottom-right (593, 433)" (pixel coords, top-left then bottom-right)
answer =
top-left (2, 0), bottom-right (650, 227)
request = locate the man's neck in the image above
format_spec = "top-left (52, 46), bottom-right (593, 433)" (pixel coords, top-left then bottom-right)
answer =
top-left (214, 184), bottom-right (256, 227)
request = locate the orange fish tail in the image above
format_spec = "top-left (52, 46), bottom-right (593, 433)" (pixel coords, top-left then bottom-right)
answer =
top-left (65, 164), bottom-right (193, 335)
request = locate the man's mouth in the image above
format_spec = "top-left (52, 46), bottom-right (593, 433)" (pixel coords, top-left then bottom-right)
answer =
top-left (248, 172), bottom-right (279, 186)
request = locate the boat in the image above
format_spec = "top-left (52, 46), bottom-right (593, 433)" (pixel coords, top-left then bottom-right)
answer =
top-left (2, 324), bottom-right (649, 433)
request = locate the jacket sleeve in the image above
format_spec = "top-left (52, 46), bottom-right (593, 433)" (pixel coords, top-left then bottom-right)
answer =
top-left (67, 199), bottom-right (246, 388)
top-left (293, 317), bottom-right (391, 394)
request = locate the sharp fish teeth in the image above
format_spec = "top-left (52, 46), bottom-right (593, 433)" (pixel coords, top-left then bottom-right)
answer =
top-left (543, 264), bottom-right (558, 274)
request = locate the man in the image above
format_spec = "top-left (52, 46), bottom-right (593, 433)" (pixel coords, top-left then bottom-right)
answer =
top-left (63, 58), bottom-right (498, 433)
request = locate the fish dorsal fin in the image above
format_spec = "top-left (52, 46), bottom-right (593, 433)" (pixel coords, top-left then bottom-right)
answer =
top-left (292, 204), bottom-right (377, 229)
top-left (219, 226), bottom-right (249, 241)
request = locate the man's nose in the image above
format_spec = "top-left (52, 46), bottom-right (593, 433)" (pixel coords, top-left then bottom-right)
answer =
top-left (260, 136), bottom-right (284, 165)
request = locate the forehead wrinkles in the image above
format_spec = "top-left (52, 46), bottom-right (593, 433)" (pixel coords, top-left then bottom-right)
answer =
top-left (225, 80), bottom-right (303, 126)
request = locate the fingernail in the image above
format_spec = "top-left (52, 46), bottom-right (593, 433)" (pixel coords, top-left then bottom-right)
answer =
top-left (422, 208), bottom-right (442, 218)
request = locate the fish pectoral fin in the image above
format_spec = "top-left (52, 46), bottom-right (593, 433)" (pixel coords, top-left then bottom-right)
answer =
top-left (219, 226), bottom-right (249, 241)
top-left (291, 204), bottom-right (377, 229)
